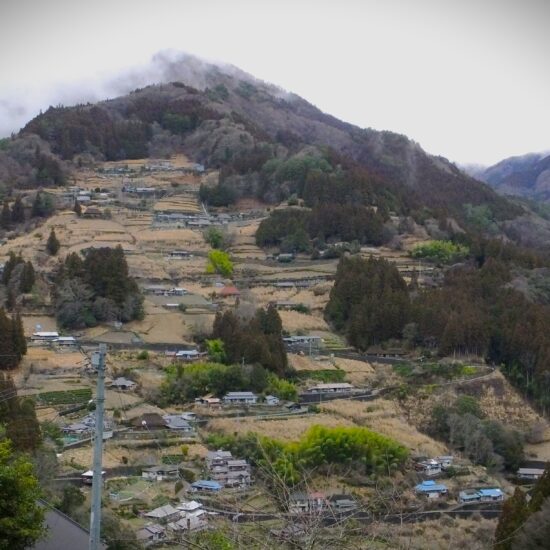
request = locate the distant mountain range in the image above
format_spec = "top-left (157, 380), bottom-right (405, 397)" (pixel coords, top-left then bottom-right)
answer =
top-left (463, 152), bottom-right (550, 201)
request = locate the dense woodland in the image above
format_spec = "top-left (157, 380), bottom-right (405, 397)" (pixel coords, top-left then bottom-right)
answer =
top-left (53, 246), bottom-right (143, 328)
top-left (211, 305), bottom-right (289, 377)
top-left (326, 246), bottom-right (550, 413)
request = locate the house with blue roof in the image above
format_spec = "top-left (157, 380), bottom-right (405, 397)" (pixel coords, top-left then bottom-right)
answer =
top-left (415, 480), bottom-right (448, 499)
top-left (478, 488), bottom-right (504, 502)
top-left (459, 487), bottom-right (504, 503)
top-left (190, 479), bottom-right (223, 493)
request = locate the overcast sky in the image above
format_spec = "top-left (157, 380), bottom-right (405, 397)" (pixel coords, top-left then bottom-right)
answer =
top-left (1, 0), bottom-right (549, 165)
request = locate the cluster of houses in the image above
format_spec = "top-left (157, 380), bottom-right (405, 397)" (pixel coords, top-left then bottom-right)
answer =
top-left (205, 450), bottom-right (252, 489)
top-left (415, 481), bottom-right (505, 503)
top-left (138, 500), bottom-right (208, 545)
top-left (64, 413), bottom-right (113, 442)
top-left (413, 455), bottom-right (506, 503)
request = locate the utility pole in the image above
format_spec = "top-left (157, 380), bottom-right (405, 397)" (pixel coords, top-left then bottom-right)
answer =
top-left (89, 343), bottom-right (106, 550)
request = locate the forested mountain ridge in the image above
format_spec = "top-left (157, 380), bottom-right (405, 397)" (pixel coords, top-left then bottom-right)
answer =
top-left (3, 52), bottom-right (550, 245)
top-left (465, 152), bottom-right (550, 201)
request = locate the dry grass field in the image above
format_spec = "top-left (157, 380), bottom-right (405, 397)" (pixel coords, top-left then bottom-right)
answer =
top-left (207, 413), bottom-right (356, 441)
top-left (320, 399), bottom-right (448, 456)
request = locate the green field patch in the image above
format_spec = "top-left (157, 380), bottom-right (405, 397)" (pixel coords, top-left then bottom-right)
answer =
top-left (36, 388), bottom-right (92, 405)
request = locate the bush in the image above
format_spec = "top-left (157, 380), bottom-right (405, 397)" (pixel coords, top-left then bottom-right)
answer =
top-left (137, 350), bottom-right (149, 360)
top-left (411, 240), bottom-right (469, 264)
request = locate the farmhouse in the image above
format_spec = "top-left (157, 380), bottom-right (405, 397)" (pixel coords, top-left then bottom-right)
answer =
top-left (283, 335), bottom-right (323, 346)
top-left (435, 455), bottom-right (454, 469)
top-left (289, 491), bottom-right (328, 514)
top-left (458, 490), bottom-right (481, 504)
top-left (517, 467), bottom-right (545, 480)
top-left (265, 395), bottom-right (280, 406)
top-left (459, 488), bottom-right (505, 503)
top-left (415, 480), bottom-right (448, 499)
top-left (304, 383), bottom-right (355, 394)
top-left (175, 349), bottom-right (201, 362)
top-left (169, 250), bottom-right (192, 259)
top-left (190, 480), bottom-right (223, 493)
top-left (144, 504), bottom-right (180, 524)
top-left (56, 336), bottom-right (77, 346)
top-left (206, 450), bottom-right (233, 468)
top-left (131, 413), bottom-right (168, 430)
top-left (223, 391), bottom-right (258, 405)
top-left (31, 331), bottom-right (59, 342)
top-left (195, 395), bottom-right (222, 407)
top-left (110, 377), bottom-right (136, 391)
top-left (162, 415), bottom-right (194, 432)
top-left (415, 459), bottom-right (442, 477)
top-left (271, 300), bottom-right (298, 311)
top-left (82, 206), bottom-right (103, 219)
top-left (328, 494), bottom-right (358, 511)
top-left (81, 470), bottom-right (105, 485)
top-left (136, 524), bottom-right (166, 545)
top-left (142, 465), bottom-right (180, 482)
top-left (218, 285), bottom-right (240, 298)
top-left (478, 488), bottom-right (504, 502)
top-left (206, 450), bottom-right (252, 487)
top-left (143, 285), bottom-right (171, 295)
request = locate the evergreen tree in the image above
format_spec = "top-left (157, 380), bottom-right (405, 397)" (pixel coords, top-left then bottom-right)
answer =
top-left (10, 196), bottom-right (25, 224)
top-left (19, 261), bottom-right (35, 293)
top-left (5, 288), bottom-right (15, 311)
top-left (12, 314), bottom-right (27, 360)
top-left (0, 200), bottom-right (11, 230)
top-left (31, 193), bottom-right (42, 218)
top-left (0, 308), bottom-right (17, 370)
top-left (73, 199), bottom-right (82, 217)
top-left (6, 398), bottom-right (41, 452)
top-left (1, 252), bottom-right (22, 285)
top-left (529, 464), bottom-right (550, 512)
top-left (46, 228), bottom-right (60, 256)
top-left (493, 487), bottom-right (529, 550)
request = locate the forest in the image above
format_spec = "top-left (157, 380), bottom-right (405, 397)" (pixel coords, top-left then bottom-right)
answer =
top-left (53, 246), bottom-right (144, 328)
top-left (326, 250), bottom-right (550, 413)
top-left (211, 305), bottom-right (289, 378)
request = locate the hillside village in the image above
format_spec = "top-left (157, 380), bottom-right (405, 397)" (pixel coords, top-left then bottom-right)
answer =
top-left (1, 151), bottom-right (550, 549)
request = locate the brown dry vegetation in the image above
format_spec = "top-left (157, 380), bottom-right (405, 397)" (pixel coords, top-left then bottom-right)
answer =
top-left (320, 399), bottom-right (448, 457)
top-left (207, 413), bottom-right (356, 441)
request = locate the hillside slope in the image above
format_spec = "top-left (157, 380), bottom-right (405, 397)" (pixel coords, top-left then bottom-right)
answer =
top-left (5, 51), bottom-right (548, 242)
top-left (466, 152), bottom-right (550, 201)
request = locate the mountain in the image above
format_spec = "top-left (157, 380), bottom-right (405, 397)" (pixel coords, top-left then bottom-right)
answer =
top-left (465, 152), bottom-right (550, 201)
top-left (5, 51), bottom-right (550, 244)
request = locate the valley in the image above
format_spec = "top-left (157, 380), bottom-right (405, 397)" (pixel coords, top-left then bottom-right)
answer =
top-left (2, 149), bottom-right (550, 549)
